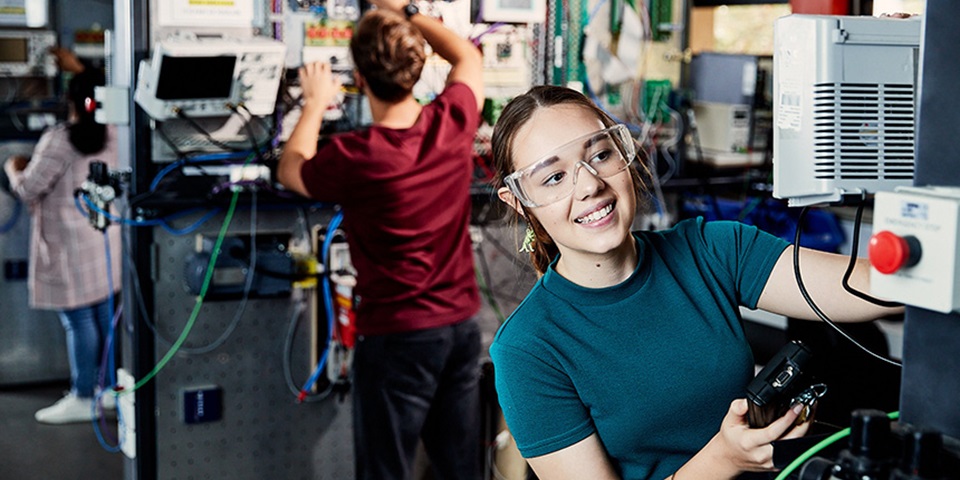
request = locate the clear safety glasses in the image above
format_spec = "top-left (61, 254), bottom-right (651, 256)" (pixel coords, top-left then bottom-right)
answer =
top-left (504, 124), bottom-right (636, 208)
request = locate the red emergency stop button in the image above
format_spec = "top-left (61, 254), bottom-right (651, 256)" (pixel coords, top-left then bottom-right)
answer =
top-left (869, 230), bottom-right (922, 274)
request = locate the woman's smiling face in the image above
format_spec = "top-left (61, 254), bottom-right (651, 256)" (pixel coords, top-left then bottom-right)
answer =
top-left (509, 104), bottom-right (637, 261)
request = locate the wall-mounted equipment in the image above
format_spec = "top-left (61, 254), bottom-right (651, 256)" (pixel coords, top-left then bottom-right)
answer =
top-left (0, 29), bottom-right (56, 77)
top-left (134, 35), bottom-right (286, 120)
top-left (772, 15), bottom-right (921, 207)
top-left (0, 0), bottom-right (49, 28)
top-left (689, 53), bottom-right (773, 168)
top-left (478, 28), bottom-right (532, 98)
top-left (479, 0), bottom-right (546, 23)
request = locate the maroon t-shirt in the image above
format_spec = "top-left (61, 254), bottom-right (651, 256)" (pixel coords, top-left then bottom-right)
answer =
top-left (300, 83), bottom-right (481, 335)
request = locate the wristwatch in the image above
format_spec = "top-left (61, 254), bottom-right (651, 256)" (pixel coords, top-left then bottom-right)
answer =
top-left (403, 2), bottom-right (419, 19)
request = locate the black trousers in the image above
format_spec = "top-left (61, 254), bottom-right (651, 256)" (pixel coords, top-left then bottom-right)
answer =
top-left (353, 316), bottom-right (482, 480)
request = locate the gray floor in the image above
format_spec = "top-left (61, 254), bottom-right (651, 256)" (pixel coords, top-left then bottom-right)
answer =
top-left (0, 382), bottom-right (124, 480)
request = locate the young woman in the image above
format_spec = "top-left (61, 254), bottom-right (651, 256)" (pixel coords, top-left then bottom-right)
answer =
top-left (4, 65), bottom-right (121, 424)
top-left (488, 85), bottom-right (900, 480)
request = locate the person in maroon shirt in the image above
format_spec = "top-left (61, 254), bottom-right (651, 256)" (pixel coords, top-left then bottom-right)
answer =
top-left (278, 0), bottom-right (484, 478)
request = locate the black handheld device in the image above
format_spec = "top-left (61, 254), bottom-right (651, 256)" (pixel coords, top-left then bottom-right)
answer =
top-left (746, 340), bottom-right (819, 428)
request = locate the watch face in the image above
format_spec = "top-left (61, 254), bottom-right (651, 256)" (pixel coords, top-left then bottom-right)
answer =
top-left (404, 3), bottom-right (419, 17)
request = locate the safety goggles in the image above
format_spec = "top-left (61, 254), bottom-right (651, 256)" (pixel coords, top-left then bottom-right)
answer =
top-left (504, 124), bottom-right (636, 208)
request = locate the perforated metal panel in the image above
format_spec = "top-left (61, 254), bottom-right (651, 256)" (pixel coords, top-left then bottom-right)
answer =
top-left (149, 207), bottom-right (353, 479)
top-left (142, 202), bottom-right (537, 479)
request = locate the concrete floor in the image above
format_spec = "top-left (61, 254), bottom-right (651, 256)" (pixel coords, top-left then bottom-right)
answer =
top-left (0, 381), bottom-right (124, 480)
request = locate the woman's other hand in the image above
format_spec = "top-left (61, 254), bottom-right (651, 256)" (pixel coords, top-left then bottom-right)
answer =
top-left (712, 398), bottom-right (812, 472)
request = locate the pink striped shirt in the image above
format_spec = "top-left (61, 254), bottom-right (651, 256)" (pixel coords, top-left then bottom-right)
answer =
top-left (7, 124), bottom-right (121, 310)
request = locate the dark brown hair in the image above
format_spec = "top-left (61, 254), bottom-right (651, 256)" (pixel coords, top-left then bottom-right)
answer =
top-left (68, 69), bottom-right (107, 155)
top-left (350, 10), bottom-right (426, 103)
top-left (491, 85), bottom-right (651, 275)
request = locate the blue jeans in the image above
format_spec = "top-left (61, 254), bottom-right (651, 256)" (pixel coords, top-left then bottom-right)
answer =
top-left (353, 316), bottom-right (482, 480)
top-left (57, 298), bottom-right (113, 398)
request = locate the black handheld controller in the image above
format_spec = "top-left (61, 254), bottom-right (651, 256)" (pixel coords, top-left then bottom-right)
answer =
top-left (746, 340), bottom-right (821, 428)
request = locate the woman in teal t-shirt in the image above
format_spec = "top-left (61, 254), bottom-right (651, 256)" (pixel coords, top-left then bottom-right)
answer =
top-left (488, 85), bottom-right (901, 480)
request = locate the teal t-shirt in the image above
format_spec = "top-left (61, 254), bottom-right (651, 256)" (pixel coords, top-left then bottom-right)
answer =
top-left (489, 218), bottom-right (789, 480)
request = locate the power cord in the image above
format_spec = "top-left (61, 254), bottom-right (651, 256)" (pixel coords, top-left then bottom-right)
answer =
top-left (118, 188), bottom-right (242, 397)
top-left (842, 195), bottom-right (902, 308)
top-left (0, 197), bottom-right (21, 234)
top-left (283, 295), bottom-right (332, 402)
top-left (792, 206), bottom-right (902, 368)
top-left (169, 189), bottom-right (259, 355)
top-left (296, 210), bottom-right (344, 402)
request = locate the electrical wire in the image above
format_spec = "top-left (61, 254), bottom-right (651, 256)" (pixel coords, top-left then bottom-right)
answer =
top-left (658, 144), bottom-right (678, 184)
top-left (774, 411), bottom-right (900, 480)
top-left (92, 388), bottom-right (121, 453)
top-left (470, 22), bottom-right (507, 46)
top-left (76, 193), bottom-right (222, 236)
top-left (842, 197), bottom-right (902, 308)
top-left (120, 215), bottom-right (152, 336)
top-left (98, 305), bottom-right (123, 390)
top-left (792, 206), bottom-right (902, 368)
top-left (93, 230), bottom-right (121, 452)
top-left (228, 105), bottom-right (266, 162)
top-left (149, 150), bottom-right (253, 192)
top-left (101, 231), bottom-right (118, 388)
top-left (116, 200), bottom-right (325, 353)
top-left (166, 189), bottom-right (259, 355)
top-left (0, 198), bottom-right (21, 234)
top-left (296, 209), bottom-right (344, 402)
top-left (159, 208), bottom-right (224, 236)
top-left (283, 294), bottom-right (330, 402)
top-left (76, 195), bottom-right (161, 228)
top-left (236, 103), bottom-right (279, 146)
top-left (577, 1), bottom-right (641, 135)
top-left (120, 188), bottom-right (242, 396)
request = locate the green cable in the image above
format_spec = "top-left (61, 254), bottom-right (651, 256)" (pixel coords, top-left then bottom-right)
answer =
top-left (123, 188), bottom-right (242, 395)
top-left (773, 411), bottom-right (900, 480)
top-left (120, 153), bottom-right (256, 394)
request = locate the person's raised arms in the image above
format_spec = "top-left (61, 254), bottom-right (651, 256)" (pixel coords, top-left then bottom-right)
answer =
top-left (368, 0), bottom-right (484, 111)
top-left (277, 61), bottom-right (341, 197)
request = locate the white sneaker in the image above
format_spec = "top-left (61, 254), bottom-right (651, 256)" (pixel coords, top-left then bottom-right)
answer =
top-left (34, 393), bottom-right (99, 424)
top-left (96, 388), bottom-right (117, 411)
